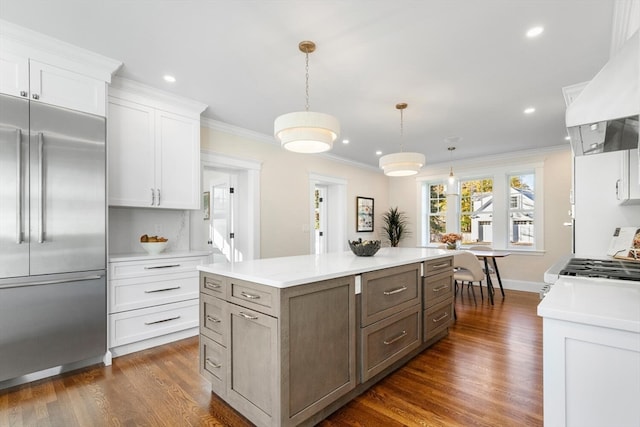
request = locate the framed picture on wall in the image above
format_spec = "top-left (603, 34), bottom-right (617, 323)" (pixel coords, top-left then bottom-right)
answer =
top-left (203, 191), bottom-right (210, 220)
top-left (356, 196), bottom-right (374, 232)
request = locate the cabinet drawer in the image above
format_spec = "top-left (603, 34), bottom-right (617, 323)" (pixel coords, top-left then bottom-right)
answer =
top-left (228, 278), bottom-right (279, 317)
top-left (200, 335), bottom-right (226, 396)
top-left (424, 299), bottom-right (453, 342)
top-left (360, 304), bottom-right (421, 382)
top-left (109, 299), bottom-right (198, 347)
top-left (110, 256), bottom-right (207, 280)
top-left (424, 257), bottom-right (453, 277)
top-left (201, 273), bottom-right (226, 298)
top-left (423, 270), bottom-right (453, 309)
top-left (201, 293), bottom-right (226, 346)
top-left (361, 263), bottom-right (420, 327)
top-left (109, 272), bottom-right (198, 313)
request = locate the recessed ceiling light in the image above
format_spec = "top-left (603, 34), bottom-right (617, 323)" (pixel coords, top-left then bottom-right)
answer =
top-left (526, 26), bottom-right (544, 38)
top-left (375, 150), bottom-right (382, 156)
top-left (564, 136), bottom-right (571, 141)
top-left (342, 139), bottom-right (349, 144)
top-left (524, 107), bottom-right (536, 114)
top-left (163, 75), bottom-right (176, 83)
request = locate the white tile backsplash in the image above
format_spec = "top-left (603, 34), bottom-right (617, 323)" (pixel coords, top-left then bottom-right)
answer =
top-left (109, 207), bottom-right (190, 254)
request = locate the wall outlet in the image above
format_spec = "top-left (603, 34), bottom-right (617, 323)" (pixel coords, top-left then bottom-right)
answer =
top-left (154, 224), bottom-right (162, 235)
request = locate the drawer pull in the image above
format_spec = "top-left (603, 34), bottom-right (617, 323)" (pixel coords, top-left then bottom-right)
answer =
top-left (144, 315), bottom-right (181, 325)
top-left (239, 312), bottom-right (258, 320)
top-left (240, 291), bottom-right (261, 300)
top-left (144, 286), bottom-right (181, 293)
top-left (431, 262), bottom-right (450, 269)
top-left (206, 315), bottom-right (221, 323)
top-left (144, 264), bottom-right (181, 270)
top-left (206, 281), bottom-right (221, 289)
top-left (205, 358), bottom-right (221, 369)
top-left (432, 312), bottom-right (449, 323)
top-left (383, 286), bottom-right (407, 296)
top-left (383, 330), bottom-right (407, 345)
top-left (432, 285), bottom-right (449, 293)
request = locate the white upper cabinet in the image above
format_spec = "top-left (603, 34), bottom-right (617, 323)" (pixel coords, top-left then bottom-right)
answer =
top-left (0, 20), bottom-right (121, 116)
top-left (108, 77), bottom-right (207, 209)
top-left (618, 148), bottom-right (640, 205)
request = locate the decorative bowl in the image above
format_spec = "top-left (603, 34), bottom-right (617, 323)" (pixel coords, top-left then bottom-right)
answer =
top-left (348, 239), bottom-right (381, 257)
top-left (140, 241), bottom-right (168, 255)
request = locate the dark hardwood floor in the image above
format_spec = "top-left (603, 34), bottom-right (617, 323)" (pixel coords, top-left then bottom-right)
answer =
top-left (0, 289), bottom-right (543, 426)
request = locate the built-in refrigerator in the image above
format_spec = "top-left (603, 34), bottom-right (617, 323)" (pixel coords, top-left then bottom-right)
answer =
top-left (0, 93), bottom-right (107, 383)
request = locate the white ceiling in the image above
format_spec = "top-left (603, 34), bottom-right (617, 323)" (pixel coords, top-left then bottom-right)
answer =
top-left (0, 0), bottom-right (616, 167)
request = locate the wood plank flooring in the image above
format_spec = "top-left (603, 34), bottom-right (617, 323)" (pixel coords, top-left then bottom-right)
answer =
top-left (0, 289), bottom-right (543, 426)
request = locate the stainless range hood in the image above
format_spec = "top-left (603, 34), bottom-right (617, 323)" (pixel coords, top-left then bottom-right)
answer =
top-left (566, 30), bottom-right (639, 156)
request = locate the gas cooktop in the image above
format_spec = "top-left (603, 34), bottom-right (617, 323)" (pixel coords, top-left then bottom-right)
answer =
top-left (559, 258), bottom-right (640, 282)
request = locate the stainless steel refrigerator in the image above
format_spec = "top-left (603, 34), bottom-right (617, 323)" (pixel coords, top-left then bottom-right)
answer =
top-left (0, 93), bottom-right (106, 383)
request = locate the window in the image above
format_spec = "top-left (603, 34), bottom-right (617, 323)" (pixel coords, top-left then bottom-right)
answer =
top-left (426, 183), bottom-right (447, 243)
top-left (420, 166), bottom-right (541, 251)
top-left (460, 178), bottom-right (493, 244)
top-left (508, 173), bottom-right (535, 247)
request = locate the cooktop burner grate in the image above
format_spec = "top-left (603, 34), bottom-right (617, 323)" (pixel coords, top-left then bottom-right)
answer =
top-left (560, 258), bottom-right (640, 281)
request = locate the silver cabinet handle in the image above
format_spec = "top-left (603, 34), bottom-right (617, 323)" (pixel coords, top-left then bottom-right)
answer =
top-left (37, 132), bottom-right (45, 243)
top-left (431, 262), bottom-right (450, 269)
top-left (205, 281), bottom-right (221, 289)
top-left (206, 315), bottom-right (221, 323)
top-left (383, 330), bottom-right (407, 345)
top-left (144, 286), bottom-right (180, 293)
top-left (239, 312), bottom-right (258, 320)
top-left (432, 285), bottom-right (449, 293)
top-left (205, 358), bottom-right (221, 369)
top-left (32, 93), bottom-right (40, 100)
top-left (615, 179), bottom-right (621, 200)
top-left (432, 312), bottom-right (449, 323)
top-left (240, 291), bottom-right (260, 300)
top-left (157, 188), bottom-right (161, 206)
top-left (19, 90), bottom-right (27, 97)
top-left (16, 129), bottom-right (23, 244)
top-left (383, 286), bottom-right (407, 296)
top-left (151, 188), bottom-right (155, 206)
top-left (145, 315), bottom-right (180, 325)
top-left (144, 264), bottom-right (180, 270)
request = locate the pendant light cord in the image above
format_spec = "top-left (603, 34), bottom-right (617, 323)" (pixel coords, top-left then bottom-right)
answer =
top-left (399, 107), bottom-right (404, 152)
top-left (305, 51), bottom-right (310, 112)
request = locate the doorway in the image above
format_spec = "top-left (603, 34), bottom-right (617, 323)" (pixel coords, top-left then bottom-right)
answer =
top-left (309, 173), bottom-right (347, 254)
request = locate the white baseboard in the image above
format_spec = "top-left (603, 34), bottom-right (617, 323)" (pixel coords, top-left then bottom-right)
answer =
top-left (461, 278), bottom-right (544, 293)
top-left (110, 327), bottom-right (199, 358)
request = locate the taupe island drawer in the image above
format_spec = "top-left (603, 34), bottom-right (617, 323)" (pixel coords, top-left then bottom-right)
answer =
top-left (424, 299), bottom-right (454, 342)
top-left (423, 269), bottom-right (453, 308)
top-left (360, 304), bottom-right (421, 382)
top-left (360, 263), bottom-right (421, 327)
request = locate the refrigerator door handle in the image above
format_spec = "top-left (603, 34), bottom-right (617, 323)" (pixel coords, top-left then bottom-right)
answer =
top-left (0, 275), bottom-right (103, 289)
top-left (38, 132), bottom-right (45, 243)
top-left (151, 188), bottom-right (155, 206)
top-left (16, 129), bottom-right (23, 244)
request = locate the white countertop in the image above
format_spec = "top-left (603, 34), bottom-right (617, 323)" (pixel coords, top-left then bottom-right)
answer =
top-left (109, 250), bottom-right (212, 263)
top-left (197, 247), bottom-right (452, 288)
top-left (537, 276), bottom-right (640, 333)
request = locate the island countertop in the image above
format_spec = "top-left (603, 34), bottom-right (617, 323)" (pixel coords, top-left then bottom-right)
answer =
top-left (197, 247), bottom-right (452, 288)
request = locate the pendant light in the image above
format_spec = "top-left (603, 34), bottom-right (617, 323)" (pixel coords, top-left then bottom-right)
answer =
top-left (379, 103), bottom-right (425, 176)
top-left (274, 41), bottom-right (340, 154)
top-left (447, 146), bottom-right (457, 185)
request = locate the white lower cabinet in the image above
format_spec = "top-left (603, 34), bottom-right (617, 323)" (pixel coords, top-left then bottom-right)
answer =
top-left (108, 253), bottom-right (210, 357)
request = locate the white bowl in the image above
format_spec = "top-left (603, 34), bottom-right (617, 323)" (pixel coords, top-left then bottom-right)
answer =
top-left (140, 241), bottom-right (168, 255)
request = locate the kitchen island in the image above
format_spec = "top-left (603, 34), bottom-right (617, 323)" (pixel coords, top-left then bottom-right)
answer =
top-left (197, 247), bottom-right (455, 427)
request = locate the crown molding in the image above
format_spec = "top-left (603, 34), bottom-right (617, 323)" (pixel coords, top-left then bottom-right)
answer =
top-left (610, 0), bottom-right (640, 56)
top-left (0, 19), bottom-right (121, 82)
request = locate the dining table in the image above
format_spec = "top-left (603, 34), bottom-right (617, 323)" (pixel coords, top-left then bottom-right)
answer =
top-left (466, 249), bottom-right (511, 305)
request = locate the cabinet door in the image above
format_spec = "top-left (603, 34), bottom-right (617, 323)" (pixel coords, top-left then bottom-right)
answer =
top-left (30, 60), bottom-right (106, 116)
top-left (155, 110), bottom-right (200, 209)
top-left (619, 148), bottom-right (640, 204)
top-left (107, 97), bottom-right (156, 207)
top-left (226, 304), bottom-right (277, 426)
top-left (0, 51), bottom-right (29, 98)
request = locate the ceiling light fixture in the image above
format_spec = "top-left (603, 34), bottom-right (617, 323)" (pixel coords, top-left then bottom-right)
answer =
top-left (524, 107), bottom-right (536, 114)
top-left (526, 26), bottom-right (544, 38)
top-left (447, 146), bottom-right (457, 185)
top-left (274, 40), bottom-right (340, 154)
top-left (163, 74), bottom-right (176, 83)
top-left (379, 103), bottom-right (425, 177)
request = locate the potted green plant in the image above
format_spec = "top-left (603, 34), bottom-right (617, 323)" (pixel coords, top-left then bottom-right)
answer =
top-left (382, 206), bottom-right (410, 247)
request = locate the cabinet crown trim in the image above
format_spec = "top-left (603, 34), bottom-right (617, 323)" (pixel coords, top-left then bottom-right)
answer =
top-left (0, 19), bottom-right (122, 82)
